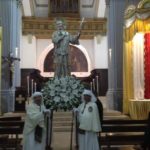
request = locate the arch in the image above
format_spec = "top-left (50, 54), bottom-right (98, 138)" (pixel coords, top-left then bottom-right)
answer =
top-left (37, 43), bottom-right (91, 77)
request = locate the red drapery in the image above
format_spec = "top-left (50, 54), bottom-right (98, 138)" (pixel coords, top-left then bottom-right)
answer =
top-left (144, 33), bottom-right (150, 98)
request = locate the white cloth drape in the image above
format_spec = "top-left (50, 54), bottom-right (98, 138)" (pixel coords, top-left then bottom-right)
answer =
top-left (77, 101), bottom-right (101, 150)
top-left (78, 132), bottom-right (100, 150)
top-left (133, 33), bottom-right (144, 100)
top-left (23, 129), bottom-right (46, 150)
top-left (23, 102), bottom-right (51, 150)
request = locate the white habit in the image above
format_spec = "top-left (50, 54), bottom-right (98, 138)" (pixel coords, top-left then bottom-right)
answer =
top-left (78, 101), bottom-right (101, 150)
top-left (23, 103), bottom-right (46, 150)
top-left (23, 92), bottom-right (48, 150)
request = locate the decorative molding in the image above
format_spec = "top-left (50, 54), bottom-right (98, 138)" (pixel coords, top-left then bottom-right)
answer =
top-left (16, 0), bottom-right (23, 7)
top-left (34, 0), bottom-right (48, 7)
top-left (22, 17), bottom-right (107, 39)
top-left (82, 0), bottom-right (95, 8)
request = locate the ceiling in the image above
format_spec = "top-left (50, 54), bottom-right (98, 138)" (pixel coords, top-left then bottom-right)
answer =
top-left (22, 0), bottom-right (106, 18)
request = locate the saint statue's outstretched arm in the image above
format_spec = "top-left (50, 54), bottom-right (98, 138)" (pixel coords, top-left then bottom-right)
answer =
top-left (69, 34), bottom-right (80, 45)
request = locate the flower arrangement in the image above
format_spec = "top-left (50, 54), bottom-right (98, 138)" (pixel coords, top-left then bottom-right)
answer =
top-left (42, 76), bottom-right (84, 110)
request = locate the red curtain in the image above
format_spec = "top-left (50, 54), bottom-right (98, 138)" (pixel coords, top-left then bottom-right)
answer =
top-left (144, 33), bottom-right (150, 98)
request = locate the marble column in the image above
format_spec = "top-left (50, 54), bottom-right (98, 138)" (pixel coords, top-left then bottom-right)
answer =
top-left (0, 0), bottom-right (21, 113)
top-left (106, 0), bottom-right (140, 111)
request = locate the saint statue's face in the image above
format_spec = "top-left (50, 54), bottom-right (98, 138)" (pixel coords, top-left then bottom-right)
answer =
top-left (34, 96), bottom-right (42, 106)
top-left (56, 20), bottom-right (65, 31)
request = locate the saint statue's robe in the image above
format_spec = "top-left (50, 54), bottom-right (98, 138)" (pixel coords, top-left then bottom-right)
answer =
top-left (78, 101), bottom-right (101, 150)
top-left (23, 103), bottom-right (46, 150)
top-left (52, 30), bottom-right (79, 77)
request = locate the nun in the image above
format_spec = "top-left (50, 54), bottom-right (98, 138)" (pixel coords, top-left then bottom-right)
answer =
top-left (23, 92), bottom-right (50, 150)
top-left (77, 89), bottom-right (101, 150)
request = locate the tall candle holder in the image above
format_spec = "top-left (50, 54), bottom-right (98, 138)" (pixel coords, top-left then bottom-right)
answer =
top-left (96, 75), bottom-right (99, 96)
top-left (90, 82), bottom-right (93, 91)
top-left (27, 76), bottom-right (30, 104)
top-left (93, 78), bottom-right (96, 93)
top-left (31, 79), bottom-right (34, 95)
top-left (34, 82), bottom-right (37, 92)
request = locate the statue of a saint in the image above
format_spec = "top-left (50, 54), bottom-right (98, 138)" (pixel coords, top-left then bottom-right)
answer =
top-left (52, 19), bottom-right (80, 78)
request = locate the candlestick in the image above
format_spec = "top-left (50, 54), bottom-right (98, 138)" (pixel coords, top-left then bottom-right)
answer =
top-left (34, 82), bottom-right (37, 92)
top-left (93, 79), bottom-right (95, 92)
top-left (27, 76), bottom-right (30, 96)
top-left (96, 76), bottom-right (99, 96)
top-left (31, 79), bottom-right (34, 95)
top-left (27, 76), bottom-right (30, 104)
top-left (81, 17), bottom-right (85, 24)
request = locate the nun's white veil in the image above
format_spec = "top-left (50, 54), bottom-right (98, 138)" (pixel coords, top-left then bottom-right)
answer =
top-left (82, 89), bottom-right (97, 102)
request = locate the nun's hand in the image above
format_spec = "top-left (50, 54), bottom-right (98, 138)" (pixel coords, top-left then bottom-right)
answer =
top-left (43, 109), bottom-right (50, 115)
top-left (72, 108), bottom-right (79, 113)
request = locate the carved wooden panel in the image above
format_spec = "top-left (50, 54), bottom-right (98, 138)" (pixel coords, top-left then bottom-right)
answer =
top-left (21, 68), bottom-right (108, 96)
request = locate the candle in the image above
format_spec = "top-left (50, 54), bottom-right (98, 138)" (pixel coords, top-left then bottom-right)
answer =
top-left (81, 17), bottom-right (85, 24)
top-left (109, 48), bottom-right (112, 62)
top-left (15, 47), bottom-right (18, 58)
top-left (90, 82), bottom-right (93, 91)
top-left (27, 76), bottom-right (30, 96)
top-left (34, 82), bottom-right (37, 92)
top-left (93, 79), bottom-right (95, 92)
top-left (31, 79), bottom-right (34, 95)
top-left (96, 76), bottom-right (99, 96)
top-left (27, 76), bottom-right (30, 104)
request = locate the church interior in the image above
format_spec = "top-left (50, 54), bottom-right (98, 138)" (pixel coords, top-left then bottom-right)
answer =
top-left (0, 0), bottom-right (150, 150)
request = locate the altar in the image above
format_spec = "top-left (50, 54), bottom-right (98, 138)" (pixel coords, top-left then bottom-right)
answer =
top-left (129, 100), bottom-right (150, 120)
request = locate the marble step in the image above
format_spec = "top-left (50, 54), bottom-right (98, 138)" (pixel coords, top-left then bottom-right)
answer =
top-left (53, 116), bottom-right (72, 122)
top-left (53, 126), bottom-right (71, 132)
top-left (53, 110), bottom-right (122, 117)
top-left (52, 110), bottom-right (128, 132)
top-left (53, 115), bottom-right (128, 122)
top-left (53, 121), bottom-right (72, 127)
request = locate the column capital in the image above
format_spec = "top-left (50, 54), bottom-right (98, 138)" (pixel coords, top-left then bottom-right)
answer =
top-left (105, 0), bottom-right (110, 6)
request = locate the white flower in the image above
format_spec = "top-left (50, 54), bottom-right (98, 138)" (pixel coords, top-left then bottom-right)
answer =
top-left (72, 89), bottom-right (78, 96)
top-left (70, 93), bottom-right (75, 99)
top-left (60, 92), bottom-right (66, 98)
top-left (50, 90), bottom-right (55, 96)
top-left (49, 84), bottom-right (55, 89)
top-left (54, 96), bottom-right (60, 102)
top-left (72, 84), bottom-right (78, 89)
top-left (54, 78), bottom-right (60, 85)
top-left (64, 96), bottom-right (69, 102)
top-left (61, 87), bottom-right (66, 92)
top-left (60, 78), bottom-right (67, 85)
top-left (55, 86), bottom-right (61, 92)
